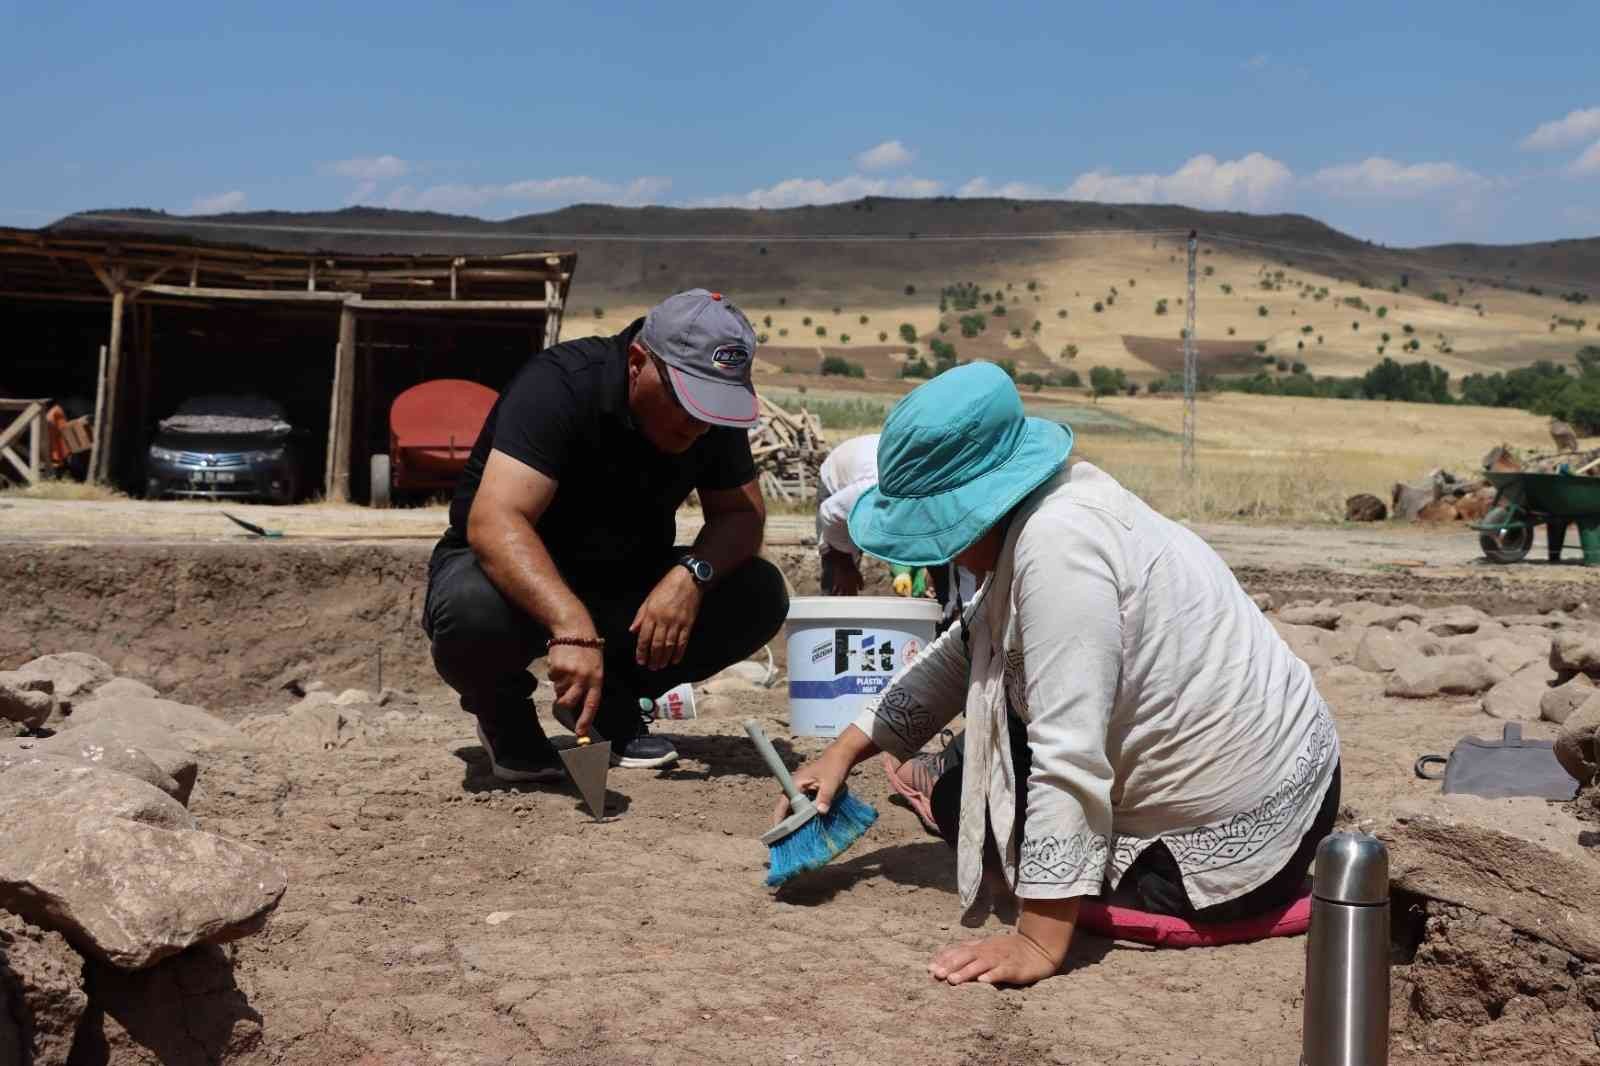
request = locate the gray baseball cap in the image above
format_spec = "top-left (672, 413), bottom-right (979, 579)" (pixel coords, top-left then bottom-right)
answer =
top-left (641, 288), bottom-right (760, 428)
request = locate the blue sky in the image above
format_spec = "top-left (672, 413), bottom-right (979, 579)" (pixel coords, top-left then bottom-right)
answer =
top-left (3, 0), bottom-right (1598, 246)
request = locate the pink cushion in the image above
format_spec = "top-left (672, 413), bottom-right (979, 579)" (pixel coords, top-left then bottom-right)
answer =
top-left (1075, 893), bottom-right (1313, 948)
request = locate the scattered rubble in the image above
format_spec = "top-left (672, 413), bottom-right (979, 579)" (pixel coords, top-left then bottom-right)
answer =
top-left (0, 910), bottom-right (86, 1066)
top-left (749, 397), bottom-right (826, 503)
top-left (1344, 493), bottom-right (1387, 521)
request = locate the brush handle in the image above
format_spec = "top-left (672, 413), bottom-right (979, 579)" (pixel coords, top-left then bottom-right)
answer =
top-left (742, 719), bottom-right (804, 805)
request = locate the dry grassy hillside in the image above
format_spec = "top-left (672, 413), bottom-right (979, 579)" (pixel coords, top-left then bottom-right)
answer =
top-left (59, 200), bottom-right (1599, 387)
top-left (576, 232), bottom-right (1594, 385)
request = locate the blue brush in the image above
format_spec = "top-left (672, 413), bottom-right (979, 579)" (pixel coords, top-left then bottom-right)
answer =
top-left (743, 718), bottom-right (878, 886)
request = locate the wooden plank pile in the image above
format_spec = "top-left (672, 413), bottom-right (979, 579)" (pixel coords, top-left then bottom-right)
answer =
top-left (749, 396), bottom-right (826, 503)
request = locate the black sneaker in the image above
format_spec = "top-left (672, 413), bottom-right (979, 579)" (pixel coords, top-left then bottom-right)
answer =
top-left (475, 717), bottom-right (563, 783)
top-left (550, 704), bottom-right (679, 770)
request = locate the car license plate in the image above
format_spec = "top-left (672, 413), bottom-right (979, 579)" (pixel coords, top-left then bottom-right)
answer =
top-left (190, 471), bottom-right (237, 484)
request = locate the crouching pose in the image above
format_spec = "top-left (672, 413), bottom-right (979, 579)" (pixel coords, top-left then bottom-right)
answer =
top-left (784, 362), bottom-right (1340, 987)
top-left (426, 290), bottom-right (789, 779)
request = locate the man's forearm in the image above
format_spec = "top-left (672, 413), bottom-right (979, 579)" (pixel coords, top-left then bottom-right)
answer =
top-left (470, 509), bottom-right (594, 636)
top-left (690, 509), bottom-right (764, 581)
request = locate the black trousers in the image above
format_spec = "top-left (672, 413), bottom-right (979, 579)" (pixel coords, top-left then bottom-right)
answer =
top-left (929, 717), bottom-right (1342, 922)
top-left (424, 537), bottom-right (789, 740)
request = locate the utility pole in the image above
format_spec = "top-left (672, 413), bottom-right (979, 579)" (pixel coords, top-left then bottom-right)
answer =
top-left (1182, 230), bottom-right (1198, 479)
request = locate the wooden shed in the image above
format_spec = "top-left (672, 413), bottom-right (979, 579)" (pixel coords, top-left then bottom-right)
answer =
top-left (0, 226), bottom-right (575, 501)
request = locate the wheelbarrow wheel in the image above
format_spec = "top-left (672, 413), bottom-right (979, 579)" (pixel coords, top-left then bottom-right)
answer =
top-left (1479, 524), bottom-right (1533, 564)
top-left (370, 454), bottom-right (392, 509)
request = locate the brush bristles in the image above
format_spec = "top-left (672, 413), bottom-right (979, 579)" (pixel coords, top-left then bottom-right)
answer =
top-left (763, 789), bottom-right (879, 887)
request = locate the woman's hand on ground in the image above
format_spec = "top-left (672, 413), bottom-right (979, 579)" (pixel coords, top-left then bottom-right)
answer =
top-left (927, 932), bottom-right (1061, 987)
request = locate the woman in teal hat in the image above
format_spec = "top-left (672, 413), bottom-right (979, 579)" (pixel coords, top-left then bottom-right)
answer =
top-left (780, 362), bottom-right (1340, 988)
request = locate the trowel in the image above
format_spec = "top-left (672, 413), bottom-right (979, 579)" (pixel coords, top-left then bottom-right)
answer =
top-left (558, 735), bottom-right (611, 820)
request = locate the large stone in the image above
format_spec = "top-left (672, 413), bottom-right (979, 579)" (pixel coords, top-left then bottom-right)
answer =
top-left (0, 814), bottom-right (287, 970)
top-left (1355, 628), bottom-right (1413, 673)
top-left (1469, 637), bottom-right (1543, 676)
top-left (1392, 481), bottom-right (1439, 521)
top-left (0, 673), bottom-right (53, 730)
top-left (91, 677), bottom-right (159, 700)
top-left (1279, 605), bottom-right (1342, 630)
top-left (1336, 601), bottom-right (1423, 630)
top-left (1541, 676), bottom-right (1597, 725)
top-left (1554, 703), bottom-right (1600, 787)
top-left (1274, 622), bottom-right (1332, 670)
top-left (44, 717), bottom-right (198, 804)
top-left (64, 696), bottom-right (246, 753)
top-left (0, 911), bottom-right (87, 1066)
top-left (0, 735), bottom-right (182, 801)
top-left (8, 653), bottom-right (114, 703)
top-left (1551, 630), bottom-right (1600, 677)
top-left (1479, 663), bottom-right (1556, 722)
top-left (1381, 795), bottom-right (1600, 962)
top-left (1344, 493), bottom-right (1387, 521)
top-left (0, 759), bottom-right (194, 831)
top-left (1385, 655), bottom-right (1507, 698)
top-left (1424, 605), bottom-right (1488, 636)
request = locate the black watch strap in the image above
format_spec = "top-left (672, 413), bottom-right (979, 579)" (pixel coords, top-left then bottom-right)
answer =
top-left (680, 555), bottom-right (714, 584)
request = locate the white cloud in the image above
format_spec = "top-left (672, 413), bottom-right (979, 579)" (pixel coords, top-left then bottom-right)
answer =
top-left (1570, 140), bottom-right (1600, 177)
top-left (501, 175), bottom-right (672, 203)
top-left (347, 180), bottom-right (380, 205)
top-left (1244, 53), bottom-right (1269, 70)
top-left (188, 190), bottom-right (247, 214)
top-left (1310, 157), bottom-right (1488, 199)
top-left (957, 177), bottom-right (1051, 198)
top-left (385, 175), bottom-right (672, 214)
top-left (325, 154), bottom-right (410, 181)
top-left (1065, 152), bottom-right (1293, 210)
top-left (855, 140), bottom-right (913, 172)
top-left (1521, 107), bottom-right (1600, 150)
top-left (696, 174), bottom-right (942, 209)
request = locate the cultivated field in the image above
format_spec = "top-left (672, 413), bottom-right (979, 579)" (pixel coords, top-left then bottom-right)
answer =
top-left (577, 232), bottom-right (1597, 386)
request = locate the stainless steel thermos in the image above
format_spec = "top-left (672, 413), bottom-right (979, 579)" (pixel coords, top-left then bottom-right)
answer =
top-left (1301, 832), bottom-right (1390, 1066)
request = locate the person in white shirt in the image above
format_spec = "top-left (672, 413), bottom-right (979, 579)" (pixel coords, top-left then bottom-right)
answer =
top-left (816, 434), bottom-right (978, 621)
top-left (781, 363), bottom-right (1340, 989)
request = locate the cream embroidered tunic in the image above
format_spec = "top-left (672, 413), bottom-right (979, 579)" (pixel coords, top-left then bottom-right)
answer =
top-left (851, 461), bottom-right (1339, 923)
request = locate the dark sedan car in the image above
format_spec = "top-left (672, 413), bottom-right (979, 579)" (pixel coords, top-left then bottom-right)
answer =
top-left (145, 394), bottom-right (304, 503)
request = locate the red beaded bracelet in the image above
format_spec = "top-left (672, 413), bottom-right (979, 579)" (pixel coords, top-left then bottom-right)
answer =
top-left (547, 636), bottom-right (606, 651)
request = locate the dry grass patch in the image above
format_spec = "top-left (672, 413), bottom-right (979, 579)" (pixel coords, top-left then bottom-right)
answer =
top-left (0, 479), bottom-right (125, 502)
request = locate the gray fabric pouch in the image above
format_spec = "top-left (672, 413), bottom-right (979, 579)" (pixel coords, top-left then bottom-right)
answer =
top-left (1415, 723), bottom-right (1578, 801)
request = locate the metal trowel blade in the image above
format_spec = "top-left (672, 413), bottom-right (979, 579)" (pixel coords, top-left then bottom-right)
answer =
top-left (558, 740), bottom-right (611, 819)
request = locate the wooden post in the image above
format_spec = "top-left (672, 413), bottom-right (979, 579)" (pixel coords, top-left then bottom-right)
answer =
top-left (323, 337), bottom-right (343, 499)
top-left (87, 344), bottom-right (109, 483)
top-left (95, 289), bottom-right (126, 485)
top-left (543, 280), bottom-right (563, 349)
top-left (28, 411), bottom-right (41, 484)
top-left (330, 304), bottom-right (357, 502)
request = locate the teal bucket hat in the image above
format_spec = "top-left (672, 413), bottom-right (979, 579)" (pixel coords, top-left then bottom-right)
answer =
top-left (847, 362), bottom-right (1073, 568)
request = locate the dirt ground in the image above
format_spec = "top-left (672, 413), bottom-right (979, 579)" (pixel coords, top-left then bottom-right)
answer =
top-left (4, 502), bottom-right (1600, 1064)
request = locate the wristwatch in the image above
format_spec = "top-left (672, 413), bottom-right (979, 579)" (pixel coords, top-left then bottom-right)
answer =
top-left (679, 555), bottom-right (714, 586)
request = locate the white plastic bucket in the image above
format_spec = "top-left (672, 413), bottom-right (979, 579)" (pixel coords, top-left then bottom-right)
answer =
top-left (784, 596), bottom-right (941, 737)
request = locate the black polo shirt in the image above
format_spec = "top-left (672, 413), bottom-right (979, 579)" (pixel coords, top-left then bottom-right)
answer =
top-left (446, 319), bottom-right (756, 581)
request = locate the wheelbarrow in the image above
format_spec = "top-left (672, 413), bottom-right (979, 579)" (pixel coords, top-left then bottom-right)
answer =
top-left (1472, 471), bottom-right (1600, 564)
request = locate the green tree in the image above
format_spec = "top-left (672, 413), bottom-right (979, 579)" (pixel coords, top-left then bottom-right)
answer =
top-left (763, 315), bottom-right (773, 328)
top-left (820, 355), bottom-right (864, 378)
top-left (1093, 301), bottom-right (1104, 313)
top-left (878, 330), bottom-right (888, 342)
top-left (593, 307), bottom-right (605, 318)
top-left (905, 284), bottom-right (916, 296)
top-left (1089, 365), bottom-right (1126, 398)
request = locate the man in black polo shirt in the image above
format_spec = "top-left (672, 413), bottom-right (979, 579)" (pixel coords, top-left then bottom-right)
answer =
top-left (424, 289), bottom-right (789, 779)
